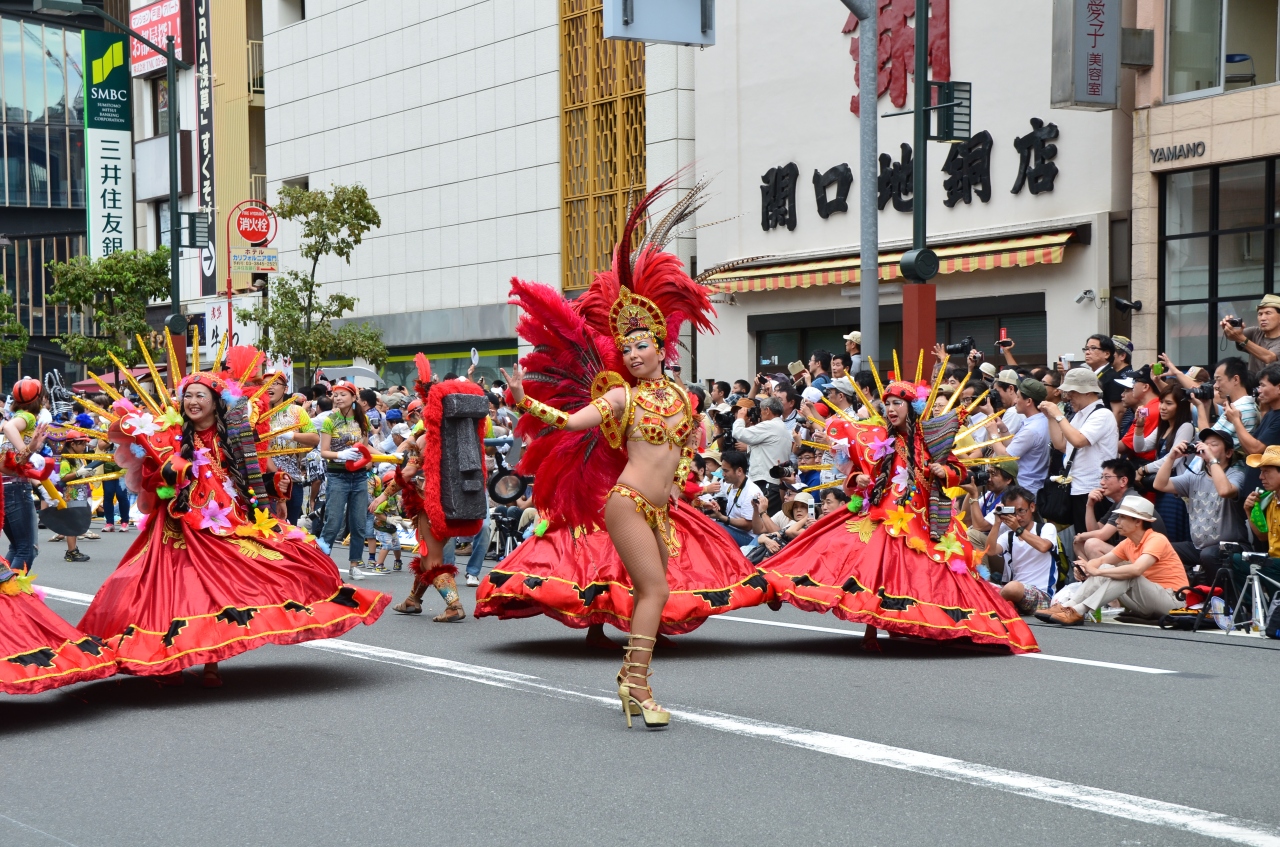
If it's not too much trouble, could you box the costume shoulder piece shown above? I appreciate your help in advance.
[590,371,631,450]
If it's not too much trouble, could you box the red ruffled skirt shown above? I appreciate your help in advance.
[765,511,1039,653]
[0,591,118,695]
[78,516,391,676]
[475,505,773,635]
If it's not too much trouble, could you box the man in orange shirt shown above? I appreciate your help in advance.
[1037,495,1188,625]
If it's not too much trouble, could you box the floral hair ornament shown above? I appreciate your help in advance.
[610,287,667,349]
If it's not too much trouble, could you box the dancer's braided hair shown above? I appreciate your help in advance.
[868,402,920,508]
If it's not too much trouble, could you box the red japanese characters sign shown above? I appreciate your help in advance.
[843,0,950,116]
[129,0,192,78]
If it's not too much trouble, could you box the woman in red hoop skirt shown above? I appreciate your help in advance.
[764,378,1039,654]
[78,371,390,687]
[475,501,771,642]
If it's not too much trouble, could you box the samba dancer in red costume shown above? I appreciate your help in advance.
[482,180,746,730]
[764,369,1039,653]
[77,345,390,687]
[0,414,118,695]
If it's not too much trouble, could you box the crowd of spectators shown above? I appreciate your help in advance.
[691,304,1280,634]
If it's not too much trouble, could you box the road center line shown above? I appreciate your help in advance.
[301,638,1276,846]
[37,585,1271,844]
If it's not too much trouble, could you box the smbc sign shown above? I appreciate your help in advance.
[84,31,132,131]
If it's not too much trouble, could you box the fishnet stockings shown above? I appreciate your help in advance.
[605,491,671,699]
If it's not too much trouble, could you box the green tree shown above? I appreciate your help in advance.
[46,248,172,383]
[0,289,29,370]
[236,183,385,386]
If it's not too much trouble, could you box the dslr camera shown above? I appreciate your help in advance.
[944,335,978,355]
[769,460,796,480]
[1188,382,1216,403]
[970,467,991,487]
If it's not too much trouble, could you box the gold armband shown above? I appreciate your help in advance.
[518,395,569,429]
[673,445,695,485]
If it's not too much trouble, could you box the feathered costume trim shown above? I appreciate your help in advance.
[508,279,629,530]
[508,176,717,528]
[418,378,488,542]
[409,557,457,587]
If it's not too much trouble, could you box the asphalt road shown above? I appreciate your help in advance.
[4,527,1280,847]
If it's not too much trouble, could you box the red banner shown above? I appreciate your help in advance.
[129,0,191,77]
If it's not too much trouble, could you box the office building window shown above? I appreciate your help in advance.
[561,0,646,291]
[0,16,84,208]
[1167,0,1280,100]
[1159,158,1280,367]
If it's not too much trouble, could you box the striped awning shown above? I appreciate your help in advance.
[705,231,1076,293]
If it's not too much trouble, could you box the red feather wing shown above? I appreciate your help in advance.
[507,278,627,529]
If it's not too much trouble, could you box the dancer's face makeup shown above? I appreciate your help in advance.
[183,384,215,429]
[884,396,909,428]
[621,334,662,379]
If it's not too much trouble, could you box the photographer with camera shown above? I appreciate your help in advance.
[960,459,1019,572]
[705,450,765,547]
[1038,496,1187,626]
[1153,428,1247,576]
[731,396,792,514]
[983,378,1050,496]
[1221,293,1280,374]
[1226,363,1280,497]
[1039,368,1120,533]
[1117,367,1161,459]
[981,486,1059,614]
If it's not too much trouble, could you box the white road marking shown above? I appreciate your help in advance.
[38,585,1275,844]
[302,638,1278,846]
[712,614,1180,674]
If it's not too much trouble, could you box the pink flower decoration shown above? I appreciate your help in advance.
[891,465,910,491]
[868,436,896,461]
[135,513,150,533]
[948,558,969,575]
[192,447,211,472]
[285,525,307,541]
[198,499,233,533]
[915,384,931,400]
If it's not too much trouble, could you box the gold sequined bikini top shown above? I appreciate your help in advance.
[591,373,693,450]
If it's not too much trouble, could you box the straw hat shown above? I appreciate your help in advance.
[1246,445,1280,469]
[1111,495,1157,522]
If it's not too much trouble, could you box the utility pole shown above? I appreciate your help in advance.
[840,0,878,371]
[35,0,194,367]
[897,0,940,379]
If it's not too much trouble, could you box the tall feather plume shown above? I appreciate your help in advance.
[507,278,627,529]
[413,353,433,404]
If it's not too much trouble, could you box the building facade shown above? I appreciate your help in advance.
[692,0,1134,379]
[126,0,268,359]
[1130,0,1280,368]
[262,0,695,386]
[0,5,103,385]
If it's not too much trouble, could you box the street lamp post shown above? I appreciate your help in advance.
[35,0,194,345]
[838,0,878,371]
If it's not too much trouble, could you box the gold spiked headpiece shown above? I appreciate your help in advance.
[610,287,666,348]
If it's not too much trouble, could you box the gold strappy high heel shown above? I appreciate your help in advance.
[617,633,670,730]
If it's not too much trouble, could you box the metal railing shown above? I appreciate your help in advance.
[250,174,267,202]
[248,41,265,94]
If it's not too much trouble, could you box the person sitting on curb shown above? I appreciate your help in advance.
[1072,458,1167,561]
[1152,428,1247,577]
[1243,445,1280,559]
[982,485,1059,615]
[1037,496,1187,626]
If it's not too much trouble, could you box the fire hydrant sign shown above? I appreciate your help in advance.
[235,206,272,244]
[230,247,279,273]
